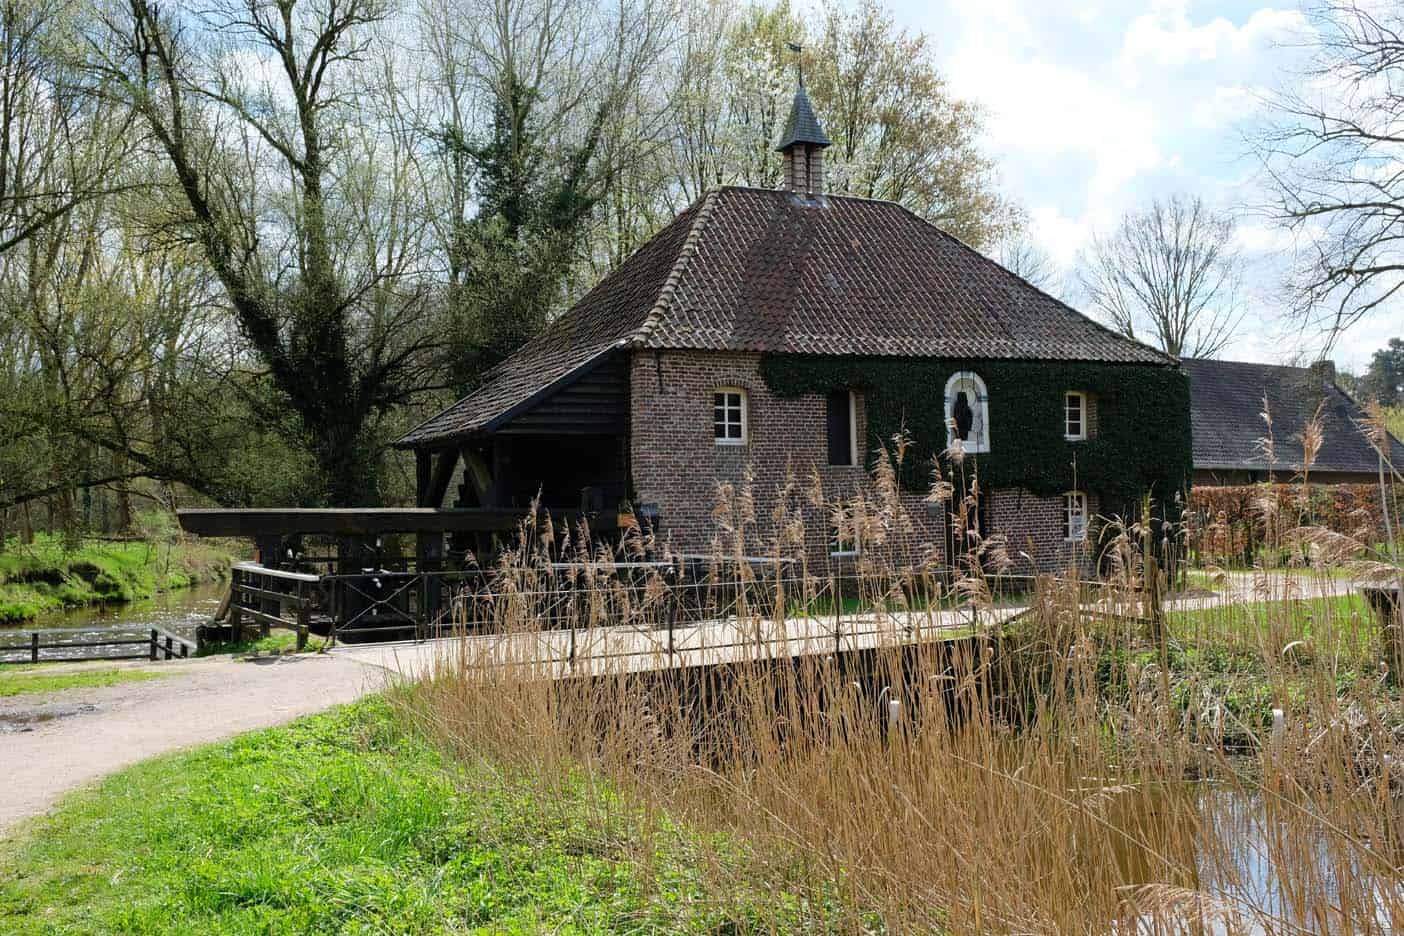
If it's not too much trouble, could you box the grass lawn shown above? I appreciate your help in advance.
[0,698,837,935]
[0,667,168,698]
[1167,592,1377,639]
[0,534,237,624]
[1114,592,1398,740]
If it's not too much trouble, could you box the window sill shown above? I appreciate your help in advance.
[1064,435,1087,443]
[714,440,747,447]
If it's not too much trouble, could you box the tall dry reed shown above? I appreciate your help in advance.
[399,432,1403,934]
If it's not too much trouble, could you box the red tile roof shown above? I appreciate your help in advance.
[400,186,1171,447]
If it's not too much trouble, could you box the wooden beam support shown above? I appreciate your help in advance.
[424,450,459,508]
[462,449,494,507]
[415,450,432,506]
[177,507,620,538]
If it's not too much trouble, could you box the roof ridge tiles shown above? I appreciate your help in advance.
[630,188,719,347]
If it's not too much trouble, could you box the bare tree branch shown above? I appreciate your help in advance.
[1076,194,1246,360]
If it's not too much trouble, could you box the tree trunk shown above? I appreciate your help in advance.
[58,488,80,551]
[117,484,133,534]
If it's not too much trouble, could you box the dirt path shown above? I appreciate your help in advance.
[0,651,407,836]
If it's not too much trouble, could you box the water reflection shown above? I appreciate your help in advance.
[1110,782,1403,934]
[0,581,225,662]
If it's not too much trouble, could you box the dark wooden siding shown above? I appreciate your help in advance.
[496,350,630,435]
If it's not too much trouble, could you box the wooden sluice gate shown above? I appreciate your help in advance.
[177,506,801,649]
[178,507,629,647]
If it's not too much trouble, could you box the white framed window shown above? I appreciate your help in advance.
[829,503,862,557]
[1065,391,1087,441]
[830,527,861,558]
[944,371,990,453]
[713,388,747,445]
[1064,491,1088,542]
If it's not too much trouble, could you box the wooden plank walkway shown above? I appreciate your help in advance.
[334,604,1027,681]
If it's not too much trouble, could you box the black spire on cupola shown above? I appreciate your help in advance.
[776,42,830,196]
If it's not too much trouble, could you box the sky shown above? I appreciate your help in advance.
[889,0,1398,373]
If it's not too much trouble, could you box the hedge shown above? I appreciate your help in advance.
[1187,483,1403,565]
[758,355,1193,517]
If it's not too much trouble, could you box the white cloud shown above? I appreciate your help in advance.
[1122,3,1304,68]
[1191,85,1255,129]
[1027,203,1092,269]
[1233,221,1295,253]
[890,0,1345,356]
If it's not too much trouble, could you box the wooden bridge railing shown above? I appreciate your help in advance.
[222,562,322,649]
[1,627,197,665]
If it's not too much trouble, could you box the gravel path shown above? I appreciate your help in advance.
[0,651,400,836]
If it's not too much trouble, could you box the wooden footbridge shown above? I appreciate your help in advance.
[179,506,625,647]
[175,507,1030,660]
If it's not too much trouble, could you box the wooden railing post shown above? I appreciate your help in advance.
[31,631,39,663]
[149,629,158,661]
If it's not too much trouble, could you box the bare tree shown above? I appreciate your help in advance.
[1077,194,1245,359]
[1254,2,1404,346]
[996,231,1061,297]
[1,0,131,256]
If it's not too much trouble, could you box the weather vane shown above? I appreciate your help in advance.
[786,41,803,87]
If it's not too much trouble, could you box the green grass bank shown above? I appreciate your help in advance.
[0,667,169,697]
[0,699,840,935]
[0,535,237,625]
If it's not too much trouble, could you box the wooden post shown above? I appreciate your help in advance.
[417,531,444,628]
[415,449,432,507]
[149,628,158,661]
[1365,587,1402,687]
[31,631,39,663]
[296,605,310,651]
[1145,554,1165,641]
[164,634,173,660]
[229,590,244,644]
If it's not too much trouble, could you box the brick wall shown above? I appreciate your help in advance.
[987,487,1097,575]
[629,349,1094,574]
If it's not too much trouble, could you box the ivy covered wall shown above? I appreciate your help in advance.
[757,355,1193,516]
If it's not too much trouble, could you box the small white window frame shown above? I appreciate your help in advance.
[943,371,990,454]
[845,390,859,467]
[1065,391,1087,441]
[1064,491,1088,543]
[713,387,748,446]
[830,509,862,558]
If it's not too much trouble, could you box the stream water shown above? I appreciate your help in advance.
[0,580,227,663]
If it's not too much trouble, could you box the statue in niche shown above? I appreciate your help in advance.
[952,390,974,441]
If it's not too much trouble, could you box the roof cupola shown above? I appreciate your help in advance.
[777,43,831,196]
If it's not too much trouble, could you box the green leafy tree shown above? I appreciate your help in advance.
[443,80,607,394]
[1361,338,1404,406]
[88,0,439,506]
